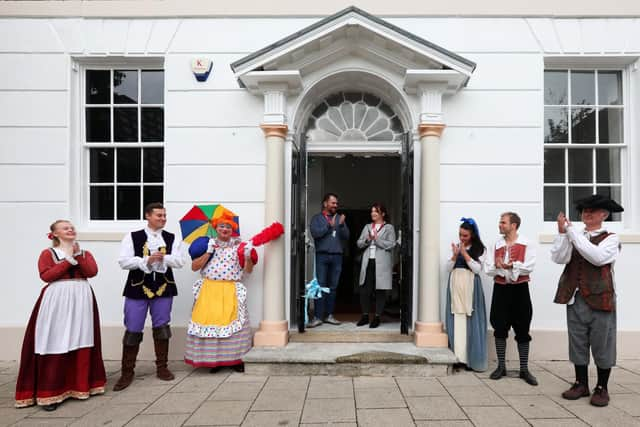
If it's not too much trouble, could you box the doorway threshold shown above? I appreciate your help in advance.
[291,321,412,343]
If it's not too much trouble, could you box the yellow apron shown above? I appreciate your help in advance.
[191,279,238,326]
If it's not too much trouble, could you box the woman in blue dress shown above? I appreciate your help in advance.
[445,218,488,372]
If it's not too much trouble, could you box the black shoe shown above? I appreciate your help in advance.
[369,316,381,328]
[519,370,538,386]
[490,366,507,380]
[232,362,245,373]
[209,366,221,374]
[42,403,59,411]
[356,315,369,327]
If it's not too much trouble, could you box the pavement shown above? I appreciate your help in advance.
[1,359,640,426]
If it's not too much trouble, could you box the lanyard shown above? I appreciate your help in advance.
[371,222,384,238]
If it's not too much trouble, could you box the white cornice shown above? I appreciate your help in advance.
[239,70,303,95]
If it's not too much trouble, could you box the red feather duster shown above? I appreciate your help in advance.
[251,222,284,246]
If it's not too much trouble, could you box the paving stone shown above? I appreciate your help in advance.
[128,369,190,387]
[185,400,251,425]
[463,406,529,427]
[12,418,75,426]
[437,373,483,387]
[225,374,268,383]
[396,377,448,397]
[29,395,111,419]
[108,384,173,404]
[619,361,640,375]
[0,406,40,427]
[561,398,640,427]
[170,374,226,393]
[209,381,264,401]
[126,413,190,427]
[251,388,306,411]
[415,422,474,427]
[142,391,209,414]
[528,420,589,427]
[307,377,353,399]
[263,375,310,390]
[353,377,397,389]
[301,398,356,423]
[504,394,575,419]
[69,403,143,426]
[444,385,506,406]
[241,410,301,426]
[406,396,467,420]
[357,408,415,427]
[355,387,406,409]
[300,424,356,427]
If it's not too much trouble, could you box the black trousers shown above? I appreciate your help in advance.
[360,261,387,316]
[490,282,532,343]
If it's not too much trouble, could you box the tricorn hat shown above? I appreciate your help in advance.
[574,194,624,213]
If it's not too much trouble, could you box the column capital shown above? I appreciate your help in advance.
[260,123,288,139]
[418,123,446,139]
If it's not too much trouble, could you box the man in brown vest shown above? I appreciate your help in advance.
[551,194,623,407]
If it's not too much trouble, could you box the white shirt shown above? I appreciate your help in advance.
[550,225,619,304]
[484,235,536,284]
[118,227,185,274]
[446,248,485,275]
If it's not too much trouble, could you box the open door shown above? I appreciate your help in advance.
[400,132,414,335]
[290,134,308,332]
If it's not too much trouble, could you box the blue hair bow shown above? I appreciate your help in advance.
[460,217,480,238]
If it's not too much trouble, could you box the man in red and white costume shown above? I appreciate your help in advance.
[485,212,537,385]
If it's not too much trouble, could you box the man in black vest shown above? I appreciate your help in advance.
[551,194,623,407]
[113,203,185,391]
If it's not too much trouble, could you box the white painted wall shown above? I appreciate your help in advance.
[1,16,640,359]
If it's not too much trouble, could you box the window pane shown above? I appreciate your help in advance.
[544,70,568,105]
[595,186,622,221]
[144,186,163,212]
[569,186,594,216]
[90,186,114,220]
[117,186,141,220]
[141,70,164,104]
[114,107,138,142]
[596,148,621,183]
[141,107,164,142]
[113,70,138,104]
[117,148,141,182]
[568,149,593,183]
[598,108,623,144]
[143,148,164,182]
[544,148,565,183]
[86,70,110,104]
[86,108,110,142]
[544,187,565,221]
[571,108,596,143]
[89,148,114,183]
[544,107,568,143]
[571,71,595,105]
[598,71,622,105]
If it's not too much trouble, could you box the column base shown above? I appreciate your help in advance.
[253,320,289,347]
[414,321,448,348]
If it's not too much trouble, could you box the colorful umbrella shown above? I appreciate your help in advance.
[179,204,240,244]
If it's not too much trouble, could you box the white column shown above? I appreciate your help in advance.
[253,88,288,347]
[414,83,448,348]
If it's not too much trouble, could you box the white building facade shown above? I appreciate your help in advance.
[1,1,640,360]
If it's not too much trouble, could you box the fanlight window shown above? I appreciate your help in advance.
[304,92,404,142]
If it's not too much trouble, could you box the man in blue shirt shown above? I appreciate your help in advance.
[308,193,350,327]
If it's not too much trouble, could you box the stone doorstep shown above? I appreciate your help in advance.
[289,330,413,343]
[243,342,456,376]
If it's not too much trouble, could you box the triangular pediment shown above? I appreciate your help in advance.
[231,6,475,89]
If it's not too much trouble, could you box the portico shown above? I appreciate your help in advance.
[232,6,475,348]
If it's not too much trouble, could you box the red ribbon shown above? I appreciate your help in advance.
[47,232,54,240]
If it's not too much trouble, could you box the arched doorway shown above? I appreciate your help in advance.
[291,78,415,335]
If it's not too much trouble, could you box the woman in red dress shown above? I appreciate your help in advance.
[15,220,106,411]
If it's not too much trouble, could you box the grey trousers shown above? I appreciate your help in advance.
[567,293,617,369]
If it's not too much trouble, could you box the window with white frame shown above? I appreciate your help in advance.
[84,68,164,220]
[543,69,624,221]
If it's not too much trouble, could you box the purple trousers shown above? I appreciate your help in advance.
[124,297,173,333]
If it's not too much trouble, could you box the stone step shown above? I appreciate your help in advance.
[243,342,457,377]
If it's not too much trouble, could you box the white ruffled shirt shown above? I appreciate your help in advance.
[118,227,185,274]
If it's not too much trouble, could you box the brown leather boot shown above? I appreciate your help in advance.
[153,338,175,380]
[113,344,140,391]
